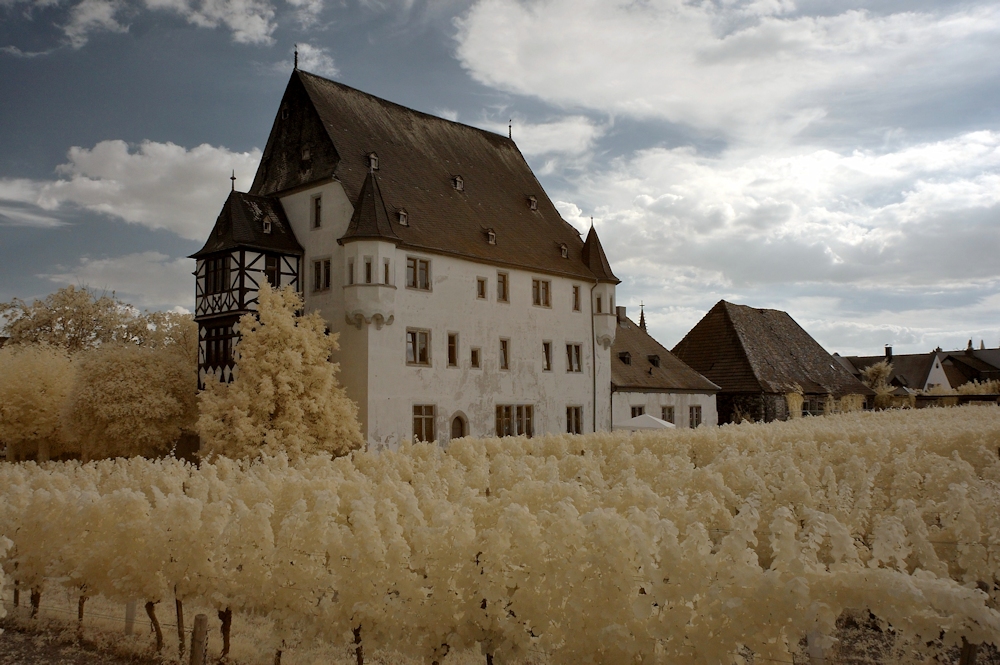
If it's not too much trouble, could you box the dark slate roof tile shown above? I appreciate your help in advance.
[612,315,719,392]
[192,191,303,259]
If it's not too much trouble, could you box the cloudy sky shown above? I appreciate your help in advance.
[2,0,999,355]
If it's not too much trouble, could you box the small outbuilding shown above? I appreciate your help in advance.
[611,307,719,429]
[671,300,874,424]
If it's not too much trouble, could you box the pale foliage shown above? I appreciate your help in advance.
[197,283,363,461]
[0,345,76,461]
[62,341,198,460]
[0,285,178,352]
[1,407,999,664]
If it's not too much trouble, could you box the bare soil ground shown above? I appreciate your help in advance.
[0,623,160,665]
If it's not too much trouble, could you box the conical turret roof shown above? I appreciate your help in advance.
[582,226,619,283]
[339,170,400,243]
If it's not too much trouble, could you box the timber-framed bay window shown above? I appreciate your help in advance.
[496,404,533,437]
[205,325,234,368]
[413,405,435,442]
[406,329,431,366]
[205,256,230,295]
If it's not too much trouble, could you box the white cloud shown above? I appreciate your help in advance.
[0,140,261,240]
[277,42,338,76]
[144,0,277,44]
[43,251,195,309]
[62,0,128,48]
[284,0,322,25]
[489,116,603,157]
[455,0,1000,143]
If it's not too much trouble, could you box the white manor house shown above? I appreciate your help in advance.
[193,68,718,448]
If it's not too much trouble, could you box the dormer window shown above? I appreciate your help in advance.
[559,243,568,259]
[528,195,538,210]
[648,355,660,367]
[619,351,631,365]
[486,228,496,245]
[263,219,272,234]
[398,209,408,226]
[453,175,464,191]
[301,146,311,161]
[368,152,379,170]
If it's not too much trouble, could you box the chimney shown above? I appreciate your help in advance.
[885,345,892,361]
[616,305,626,323]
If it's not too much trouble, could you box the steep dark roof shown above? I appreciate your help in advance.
[847,353,938,390]
[612,315,718,392]
[582,226,619,284]
[250,70,609,281]
[340,171,400,243]
[191,191,303,259]
[672,300,874,396]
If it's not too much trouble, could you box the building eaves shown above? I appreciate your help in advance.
[611,315,719,392]
[191,191,303,259]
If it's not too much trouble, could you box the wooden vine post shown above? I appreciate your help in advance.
[218,607,233,659]
[176,595,186,659]
[190,614,208,665]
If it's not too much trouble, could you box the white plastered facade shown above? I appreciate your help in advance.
[611,391,718,429]
[280,179,614,449]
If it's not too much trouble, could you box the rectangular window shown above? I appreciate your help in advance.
[542,341,552,371]
[497,272,509,303]
[566,343,582,372]
[264,255,279,287]
[477,277,487,299]
[205,326,232,367]
[595,295,602,314]
[532,279,551,307]
[323,259,331,290]
[347,260,355,286]
[572,285,581,311]
[499,338,510,370]
[312,195,322,228]
[496,405,533,437]
[384,259,391,285]
[689,405,702,429]
[471,347,481,369]
[631,406,645,418]
[407,257,430,290]
[413,405,435,442]
[205,256,230,295]
[365,258,373,284]
[406,329,430,366]
[566,406,583,434]
[661,406,675,424]
[448,333,458,367]
[313,260,323,292]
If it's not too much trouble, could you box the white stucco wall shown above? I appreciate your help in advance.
[282,180,614,449]
[611,391,718,429]
[924,356,951,391]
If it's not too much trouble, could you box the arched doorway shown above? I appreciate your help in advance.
[451,416,466,440]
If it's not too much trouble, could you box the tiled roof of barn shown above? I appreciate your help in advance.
[671,300,874,397]
[250,69,614,281]
[192,191,303,259]
[612,315,719,392]
[341,171,400,243]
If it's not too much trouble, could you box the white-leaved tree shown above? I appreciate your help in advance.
[0,345,76,461]
[196,283,363,460]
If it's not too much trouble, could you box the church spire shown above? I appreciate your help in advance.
[639,302,646,331]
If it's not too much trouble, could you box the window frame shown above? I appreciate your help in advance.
[476,277,487,300]
[496,404,533,438]
[311,195,322,229]
[204,256,230,296]
[661,406,675,424]
[572,285,581,312]
[566,406,583,434]
[532,278,551,308]
[499,338,510,370]
[413,404,435,442]
[447,333,459,368]
[264,254,280,287]
[689,405,702,429]
[406,328,431,366]
[542,341,552,372]
[497,272,509,303]
[566,343,582,373]
[470,347,481,369]
[406,256,431,291]
[312,257,332,292]
[631,405,645,418]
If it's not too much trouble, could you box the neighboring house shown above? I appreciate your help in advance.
[610,307,719,428]
[938,342,1000,388]
[843,347,951,392]
[192,68,621,449]
[671,300,874,424]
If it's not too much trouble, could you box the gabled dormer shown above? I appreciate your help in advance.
[191,190,303,384]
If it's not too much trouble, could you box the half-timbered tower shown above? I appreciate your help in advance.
[195,67,621,448]
[192,191,303,385]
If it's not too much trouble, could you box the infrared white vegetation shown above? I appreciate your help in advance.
[1,407,999,663]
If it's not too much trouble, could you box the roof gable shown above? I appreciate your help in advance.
[340,171,400,243]
[673,301,874,396]
[848,353,937,390]
[192,191,303,259]
[252,70,605,281]
[612,315,718,392]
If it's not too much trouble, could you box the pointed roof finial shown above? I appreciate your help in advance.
[508,119,512,139]
[294,45,298,70]
[590,215,594,230]
[230,170,236,191]
[639,301,646,331]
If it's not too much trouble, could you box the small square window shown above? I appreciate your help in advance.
[661,406,675,424]
[631,406,645,418]
[471,347,481,369]
[476,277,487,299]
